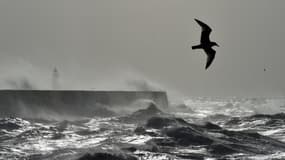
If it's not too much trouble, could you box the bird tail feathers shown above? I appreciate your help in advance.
[192,45,201,50]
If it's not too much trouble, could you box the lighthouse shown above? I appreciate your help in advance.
[52,67,60,89]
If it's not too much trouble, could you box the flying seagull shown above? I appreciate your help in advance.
[192,19,219,70]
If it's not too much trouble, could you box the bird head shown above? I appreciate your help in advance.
[211,42,219,47]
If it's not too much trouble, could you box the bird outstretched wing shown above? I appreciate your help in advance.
[205,47,216,70]
[194,19,212,44]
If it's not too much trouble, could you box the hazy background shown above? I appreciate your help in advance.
[0,0,284,97]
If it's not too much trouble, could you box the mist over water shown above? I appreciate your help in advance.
[0,60,185,103]
[0,59,283,121]
[0,60,284,117]
[0,60,161,91]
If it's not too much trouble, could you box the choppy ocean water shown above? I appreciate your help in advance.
[1,97,285,160]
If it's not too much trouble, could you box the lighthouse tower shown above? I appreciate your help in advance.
[52,67,60,89]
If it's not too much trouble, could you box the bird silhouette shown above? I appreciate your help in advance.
[192,19,219,70]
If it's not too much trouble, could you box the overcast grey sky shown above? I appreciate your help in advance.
[0,0,284,97]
